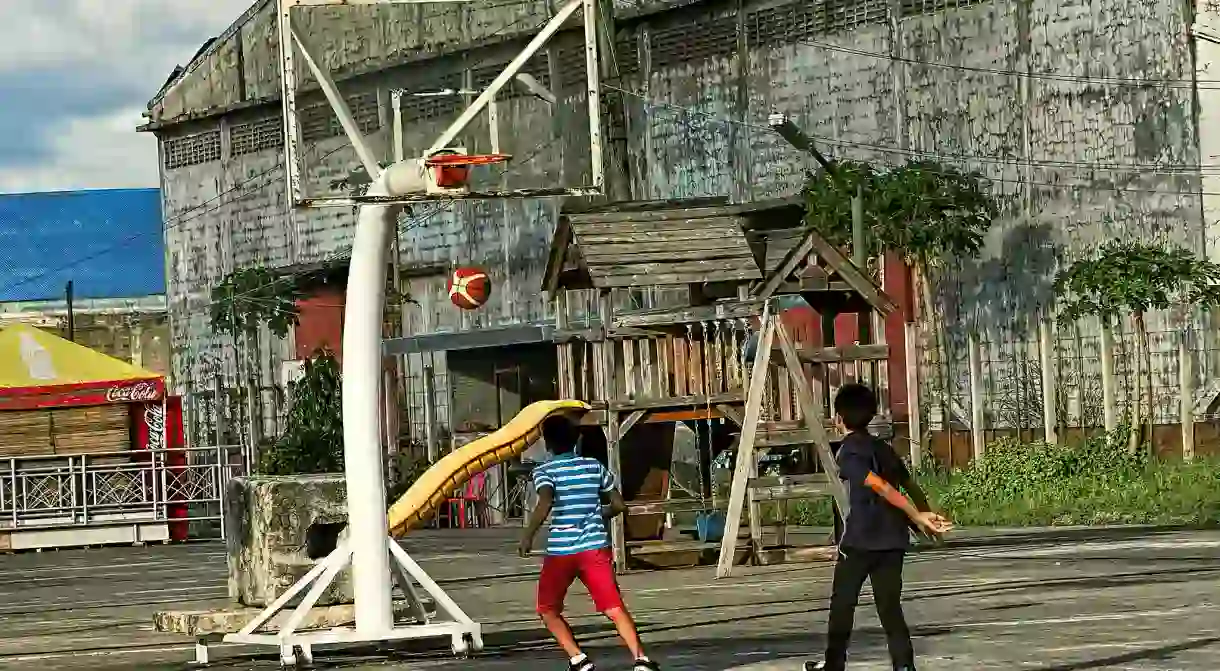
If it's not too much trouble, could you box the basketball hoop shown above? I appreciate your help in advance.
[424,153,511,189]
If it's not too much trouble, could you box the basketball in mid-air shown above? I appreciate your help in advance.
[448,266,491,309]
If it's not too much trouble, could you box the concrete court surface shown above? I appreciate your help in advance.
[0,528,1217,670]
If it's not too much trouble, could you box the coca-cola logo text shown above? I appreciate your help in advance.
[145,404,166,451]
[105,381,160,403]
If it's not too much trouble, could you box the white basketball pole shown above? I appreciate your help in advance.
[342,172,403,633]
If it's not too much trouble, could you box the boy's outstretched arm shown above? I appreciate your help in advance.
[839,447,951,535]
[519,487,553,557]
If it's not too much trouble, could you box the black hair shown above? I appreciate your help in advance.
[541,414,579,454]
[833,383,878,432]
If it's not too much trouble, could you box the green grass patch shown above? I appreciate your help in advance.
[788,430,1220,528]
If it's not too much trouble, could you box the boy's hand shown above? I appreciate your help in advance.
[517,535,534,558]
[912,511,954,535]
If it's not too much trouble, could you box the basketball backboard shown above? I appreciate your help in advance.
[276,0,605,208]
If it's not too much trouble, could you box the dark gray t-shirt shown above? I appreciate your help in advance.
[837,431,912,551]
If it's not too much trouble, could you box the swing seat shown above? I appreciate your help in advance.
[695,510,726,543]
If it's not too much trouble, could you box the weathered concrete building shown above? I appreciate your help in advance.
[141,0,1215,449]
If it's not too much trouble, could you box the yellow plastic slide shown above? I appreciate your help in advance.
[387,399,591,536]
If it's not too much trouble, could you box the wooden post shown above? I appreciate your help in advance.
[1039,318,1057,444]
[555,293,574,398]
[1100,318,1118,434]
[213,375,227,449]
[967,333,984,461]
[423,367,438,463]
[1180,330,1195,461]
[597,290,627,569]
[904,321,922,468]
[716,310,776,579]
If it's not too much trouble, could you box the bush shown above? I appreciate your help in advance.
[258,351,343,476]
[790,429,1220,528]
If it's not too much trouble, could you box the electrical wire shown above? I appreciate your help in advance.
[795,37,1220,90]
[608,83,1220,175]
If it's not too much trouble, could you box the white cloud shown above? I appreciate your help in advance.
[0,0,255,193]
[0,107,157,193]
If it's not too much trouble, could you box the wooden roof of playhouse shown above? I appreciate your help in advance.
[542,197,898,316]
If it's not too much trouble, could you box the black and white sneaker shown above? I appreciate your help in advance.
[803,662,829,671]
[633,658,660,671]
[569,655,595,671]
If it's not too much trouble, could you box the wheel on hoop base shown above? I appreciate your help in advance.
[451,632,479,658]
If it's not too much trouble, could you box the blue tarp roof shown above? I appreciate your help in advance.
[0,188,165,302]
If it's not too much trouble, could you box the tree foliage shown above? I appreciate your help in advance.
[259,350,344,475]
[210,266,302,339]
[800,159,999,268]
[1053,241,1220,321]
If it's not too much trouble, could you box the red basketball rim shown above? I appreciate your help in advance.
[424,153,512,167]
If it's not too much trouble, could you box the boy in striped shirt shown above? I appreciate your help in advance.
[518,415,659,671]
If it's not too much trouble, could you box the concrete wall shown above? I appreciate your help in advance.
[149,0,1206,436]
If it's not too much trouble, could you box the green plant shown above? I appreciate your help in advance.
[802,159,1000,444]
[259,349,344,476]
[790,431,1220,528]
[210,266,301,339]
[211,266,303,450]
[1054,242,1220,449]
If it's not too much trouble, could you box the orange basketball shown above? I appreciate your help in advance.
[448,266,491,310]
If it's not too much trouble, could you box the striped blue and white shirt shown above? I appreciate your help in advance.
[532,453,617,555]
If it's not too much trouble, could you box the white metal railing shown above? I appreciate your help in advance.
[0,445,246,539]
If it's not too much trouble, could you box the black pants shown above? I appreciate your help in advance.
[823,548,913,670]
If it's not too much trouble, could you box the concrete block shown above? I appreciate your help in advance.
[154,598,434,637]
[224,475,353,608]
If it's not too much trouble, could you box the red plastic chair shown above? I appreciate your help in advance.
[445,471,489,529]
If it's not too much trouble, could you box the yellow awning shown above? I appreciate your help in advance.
[0,323,160,389]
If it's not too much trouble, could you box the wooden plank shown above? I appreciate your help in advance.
[749,482,834,502]
[609,391,744,412]
[626,498,719,516]
[775,322,850,519]
[615,300,764,328]
[786,343,890,363]
[717,404,744,427]
[589,259,761,277]
[749,473,831,488]
[594,268,762,288]
[805,234,898,315]
[571,216,746,235]
[576,230,743,245]
[583,248,755,264]
[642,408,723,423]
[757,230,815,299]
[580,238,742,256]
[543,218,573,295]
[716,311,777,579]
[566,205,753,224]
[618,410,646,439]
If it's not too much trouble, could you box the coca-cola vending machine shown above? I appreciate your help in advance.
[123,384,188,541]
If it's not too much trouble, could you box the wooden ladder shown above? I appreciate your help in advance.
[714,302,851,578]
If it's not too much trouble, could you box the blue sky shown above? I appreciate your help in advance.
[0,0,253,193]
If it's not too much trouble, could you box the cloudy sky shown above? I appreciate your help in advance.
[0,0,254,194]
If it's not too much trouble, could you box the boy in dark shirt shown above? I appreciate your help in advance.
[807,384,953,671]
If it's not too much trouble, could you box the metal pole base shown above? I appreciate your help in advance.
[212,537,483,667]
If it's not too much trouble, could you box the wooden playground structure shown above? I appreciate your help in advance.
[542,197,898,575]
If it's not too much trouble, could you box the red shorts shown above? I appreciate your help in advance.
[536,547,623,614]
